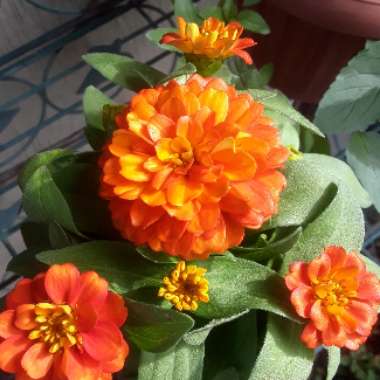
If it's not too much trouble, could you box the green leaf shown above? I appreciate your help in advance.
[203,311,259,380]
[7,248,48,277]
[237,10,270,35]
[138,340,204,380]
[270,154,370,229]
[279,121,300,149]
[221,0,238,21]
[193,255,298,321]
[158,63,197,84]
[146,27,178,51]
[279,182,364,275]
[231,60,273,90]
[361,254,380,278]
[249,315,314,380]
[48,223,82,249]
[123,298,194,353]
[136,246,179,264]
[22,165,83,237]
[326,347,341,380]
[249,89,324,137]
[18,149,71,191]
[315,40,380,133]
[183,310,249,346]
[174,0,202,23]
[232,226,302,262]
[20,221,50,249]
[83,53,166,92]
[347,131,380,210]
[243,0,262,5]
[37,241,172,293]
[83,86,114,150]
[199,6,224,20]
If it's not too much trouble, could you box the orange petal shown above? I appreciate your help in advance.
[285,262,310,291]
[74,272,108,309]
[141,187,166,206]
[14,304,37,331]
[198,88,228,124]
[357,273,380,303]
[82,322,122,362]
[0,335,31,373]
[212,149,256,181]
[99,292,128,327]
[6,279,33,309]
[321,316,347,347]
[45,264,80,305]
[0,310,19,339]
[21,343,54,379]
[62,348,100,380]
[119,154,150,182]
[346,300,378,336]
[301,322,320,349]
[101,338,129,373]
[290,286,314,318]
[307,254,331,284]
[310,300,329,331]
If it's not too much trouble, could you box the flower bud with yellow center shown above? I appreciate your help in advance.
[28,303,81,354]
[158,261,209,311]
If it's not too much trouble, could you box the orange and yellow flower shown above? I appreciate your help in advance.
[99,74,289,260]
[160,16,256,64]
[0,264,129,380]
[285,246,380,350]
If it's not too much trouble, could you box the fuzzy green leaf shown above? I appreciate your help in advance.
[326,347,341,380]
[83,86,113,150]
[249,315,314,380]
[123,298,194,353]
[315,40,380,133]
[270,154,370,229]
[347,131,380,210]
[18,149,72,191]
[232,226,302,262]
[250,89,324,137]
[146,27,178,51]
[138,340,205,380]
[37,241,171,293]
[136,246,179,264]
[237,10,270,35]
[221,0,238,21]
[174,0,202,23]
[193,256,298,321]
[83,53,166,92]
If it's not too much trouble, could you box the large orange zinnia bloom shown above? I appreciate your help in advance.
[160,16,256,64]
[0,264,129,380]
[285,246,380,350]
[99,74,289,260]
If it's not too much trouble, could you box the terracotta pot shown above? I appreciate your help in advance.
[249,1,379,104]
[271,0,380,39]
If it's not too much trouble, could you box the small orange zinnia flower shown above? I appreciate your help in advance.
[160,16,256,64]
[285,246,380,350]
[0,264,129,380]
[99,74,288,260]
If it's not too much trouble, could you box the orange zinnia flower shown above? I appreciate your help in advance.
[0,264,129,380]
[285,246,380,350]
[160,16,256,64]
[99,74,289,260]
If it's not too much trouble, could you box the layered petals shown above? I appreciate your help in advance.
[160,17,256,64]
[99,74,288,259]
[285,246,380,350]
[0,264,129,380]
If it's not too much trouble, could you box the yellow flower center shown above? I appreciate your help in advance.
[156,136,193,167]
[28,303,81,354]
[314,280,358,313]
[158,261,209,311]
